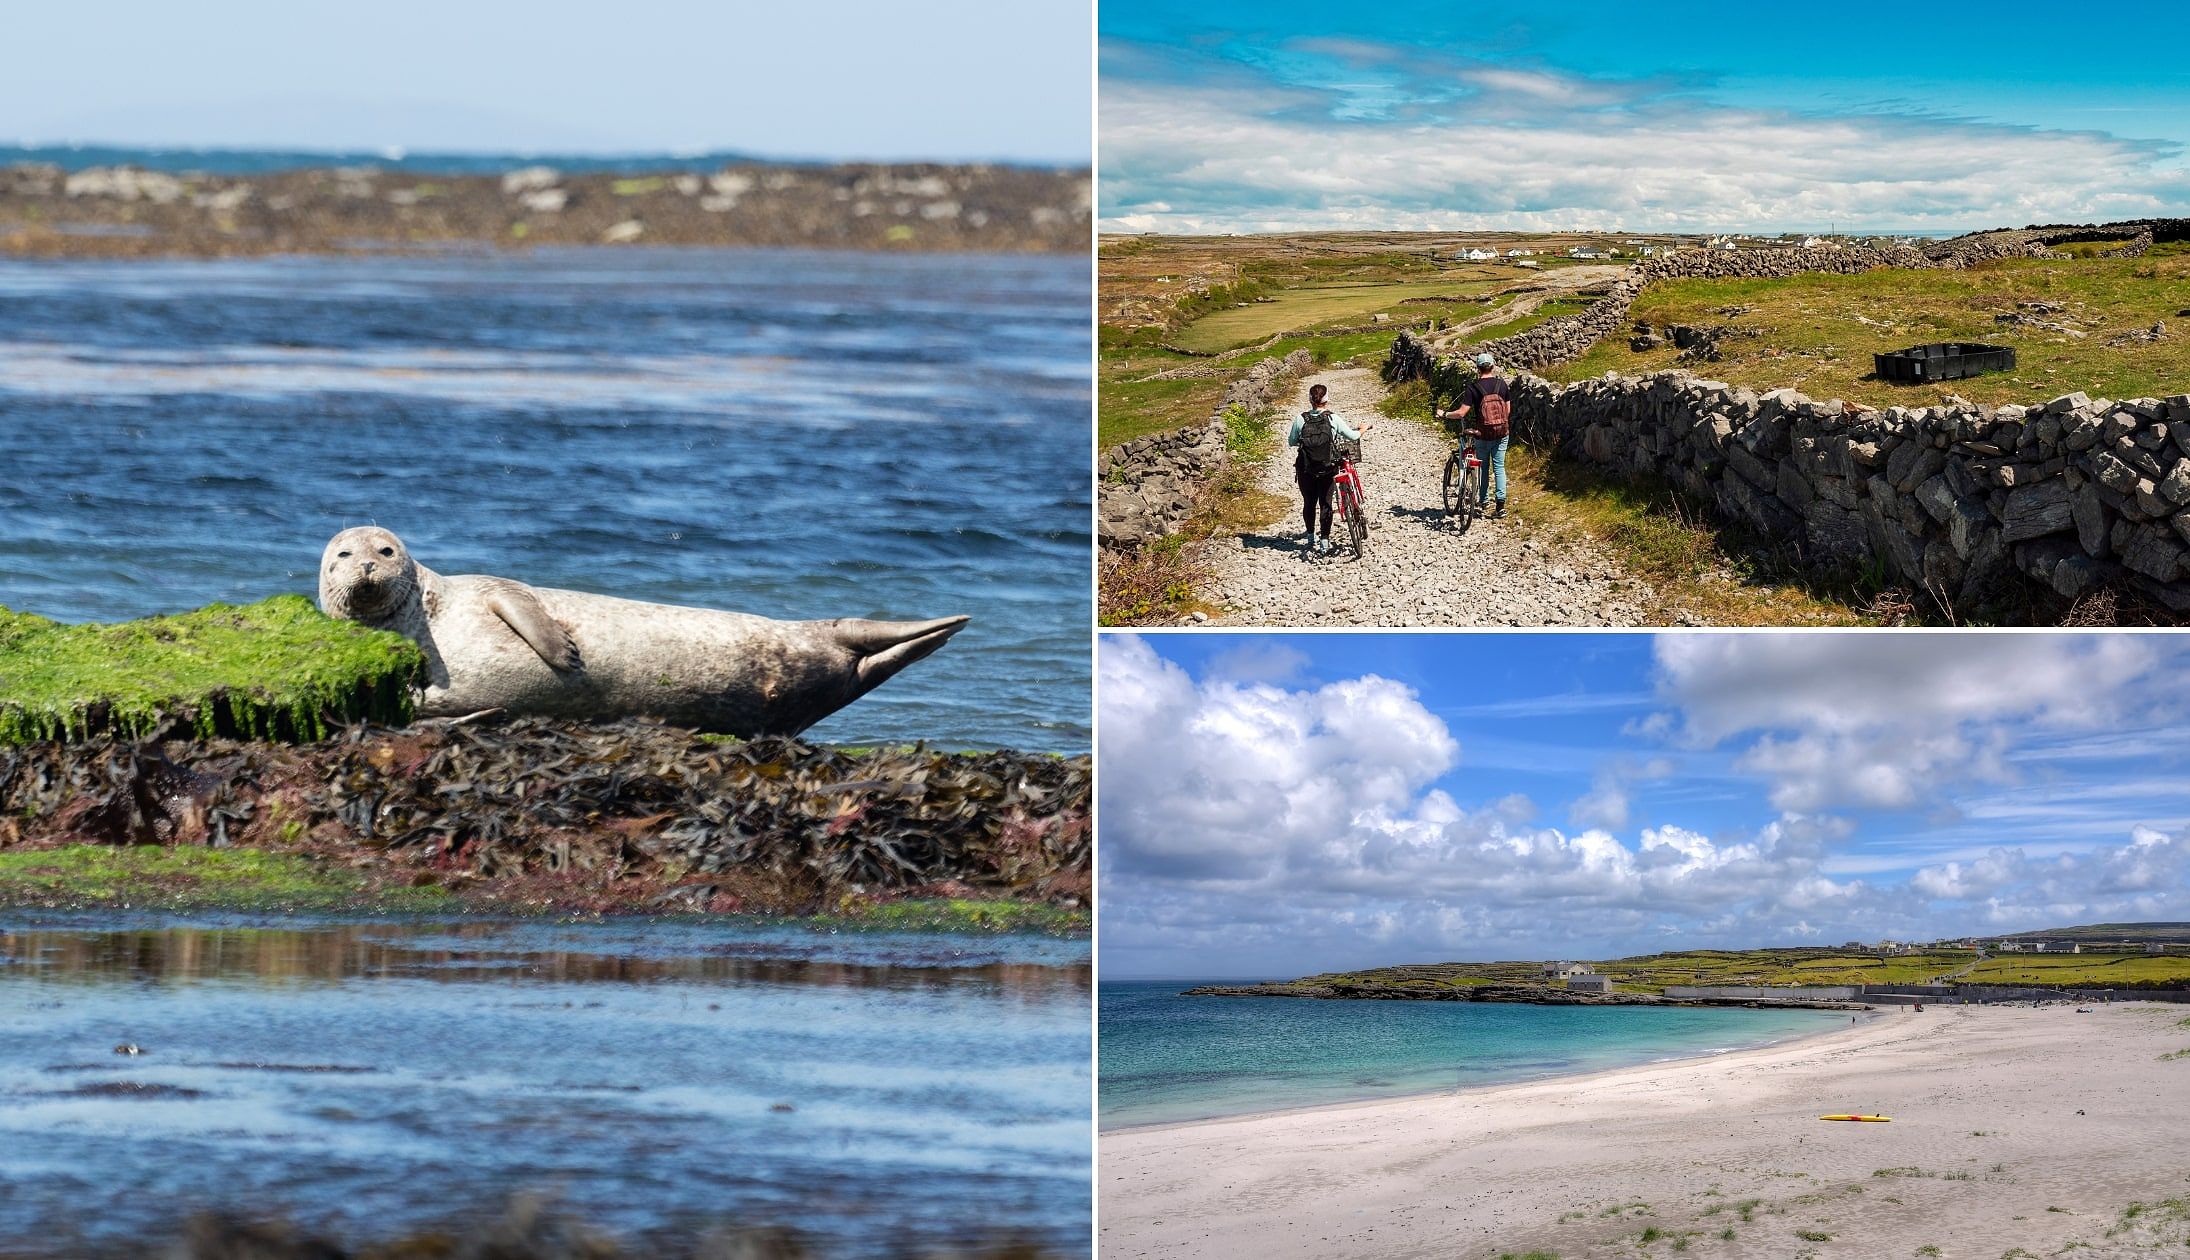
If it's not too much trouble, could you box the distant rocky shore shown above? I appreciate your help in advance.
[1183,981,1867,1010]
[0,159,1090,257]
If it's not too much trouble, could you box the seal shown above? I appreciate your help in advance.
[316,526,968,737]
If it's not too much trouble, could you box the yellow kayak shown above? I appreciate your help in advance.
[1819,1114,1891,1122]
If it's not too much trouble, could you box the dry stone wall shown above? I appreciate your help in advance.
[1508,370,2190,611]
[1097,349,1313,549]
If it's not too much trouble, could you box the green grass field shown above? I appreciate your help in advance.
[1552,247,2190,406]
[1277,945,2190,995]
[1099,328,1403,451]
[1169,276,1503,354]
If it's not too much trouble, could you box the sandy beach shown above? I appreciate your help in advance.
[1100,1003,2190,1259]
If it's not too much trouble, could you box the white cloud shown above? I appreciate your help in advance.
[1100,635,2190,979]
[1648,634,2165,815]
[1099,46,2190,234]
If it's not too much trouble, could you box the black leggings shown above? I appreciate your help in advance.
[1297,461,1336,537]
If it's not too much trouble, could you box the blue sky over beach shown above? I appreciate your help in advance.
[3,0,1091,163]
[1101,0,2190,233]
[1101,633,2190,979]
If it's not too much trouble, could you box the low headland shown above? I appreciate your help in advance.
[1186,932,2190,1007]
[0,597,1089,930]
[0,157,1091,258]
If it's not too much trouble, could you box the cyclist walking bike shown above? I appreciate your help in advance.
[1434,353,1513,530]
[1288,383,1372,557]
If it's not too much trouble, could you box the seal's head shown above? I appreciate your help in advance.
[320,526,420,622]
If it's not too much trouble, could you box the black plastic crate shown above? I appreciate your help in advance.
[1873,342,2017,384]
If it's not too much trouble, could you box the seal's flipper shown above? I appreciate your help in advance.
[484,582,583,673]
[836,615,970,691]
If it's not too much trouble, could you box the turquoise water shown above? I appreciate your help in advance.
[1099,981,1847,1130]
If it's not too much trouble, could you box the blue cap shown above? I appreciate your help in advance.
[1474,353,1495,368]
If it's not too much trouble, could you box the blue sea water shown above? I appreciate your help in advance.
[0,914,1091,1256]
[0,246,1089,751]
[1099,980,1848,1130]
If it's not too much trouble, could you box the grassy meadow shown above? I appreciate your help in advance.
[1554,245,2190,406]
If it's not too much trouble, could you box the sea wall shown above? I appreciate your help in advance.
[1664,984,1862,1001]
[1097,348,1312,549]
[1506,370,2190,610]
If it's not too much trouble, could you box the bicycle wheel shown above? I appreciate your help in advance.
[1343,484,1367,558]
[1442,452,1463,516]
[1460,461,1485,531]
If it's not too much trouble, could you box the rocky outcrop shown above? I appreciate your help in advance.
[1097,349,1313,549]
[0,160,1091,257]
[1507,372,2190,612]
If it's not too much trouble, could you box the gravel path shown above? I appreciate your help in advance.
[1202,368,1659,627]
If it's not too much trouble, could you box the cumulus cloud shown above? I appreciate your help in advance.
[1103,637,1889,974]
[1101,635,2190,979]
[1645,634,2166,814]
[1098,37,2190,234]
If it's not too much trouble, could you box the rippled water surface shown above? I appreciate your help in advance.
[0,915,1091,1255]
[0,248,1088,751]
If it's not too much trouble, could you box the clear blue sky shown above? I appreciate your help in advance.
[1100,0,2190,233]
[1101,633,2190,980]
[4,1,1091,162]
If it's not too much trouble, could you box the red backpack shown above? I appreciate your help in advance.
[1476,387,1511,440]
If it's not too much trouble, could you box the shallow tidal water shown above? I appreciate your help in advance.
[0,247,1089,752]
[0,915,1092,1255]
[1099,980,1847,1129]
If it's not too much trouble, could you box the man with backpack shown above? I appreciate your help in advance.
[1287,382,1368,554]
[1434,353,1512,518]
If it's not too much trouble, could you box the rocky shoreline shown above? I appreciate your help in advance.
[1183,982,1867,1011]
[0,159,1090,258]
[0,716,1090,918]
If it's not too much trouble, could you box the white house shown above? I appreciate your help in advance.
[1458,247,1497,261]
[1544,961,1593,980]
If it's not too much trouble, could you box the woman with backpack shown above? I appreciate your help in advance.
[1434,353,1512,519]
[1287,382,1368,555]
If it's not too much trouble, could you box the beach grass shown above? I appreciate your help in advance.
[0,595,422,744]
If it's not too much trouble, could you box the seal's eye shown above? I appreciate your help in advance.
[378,547,394,557]
[337,551,351,558]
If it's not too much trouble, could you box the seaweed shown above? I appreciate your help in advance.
[0,717,1091,912]
[0,596,422,744]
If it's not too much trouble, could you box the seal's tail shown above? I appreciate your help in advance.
[841,615,971,692]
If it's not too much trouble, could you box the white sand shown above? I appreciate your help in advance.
[1100,1003,2190,1259]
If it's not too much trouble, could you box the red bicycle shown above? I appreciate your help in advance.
[1331,437,1368,559]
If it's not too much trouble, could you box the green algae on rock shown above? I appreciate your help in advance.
[0,595,422,744]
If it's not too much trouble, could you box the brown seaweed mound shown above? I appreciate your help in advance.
[0,718,1089,913]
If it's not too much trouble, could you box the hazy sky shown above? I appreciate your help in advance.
[4,1,1091,162]
[1101,633,2190,980]
[1101,0,2190,232]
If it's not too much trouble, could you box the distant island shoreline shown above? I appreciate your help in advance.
[0,157,1091,259]
[1186,925,2190,1009]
